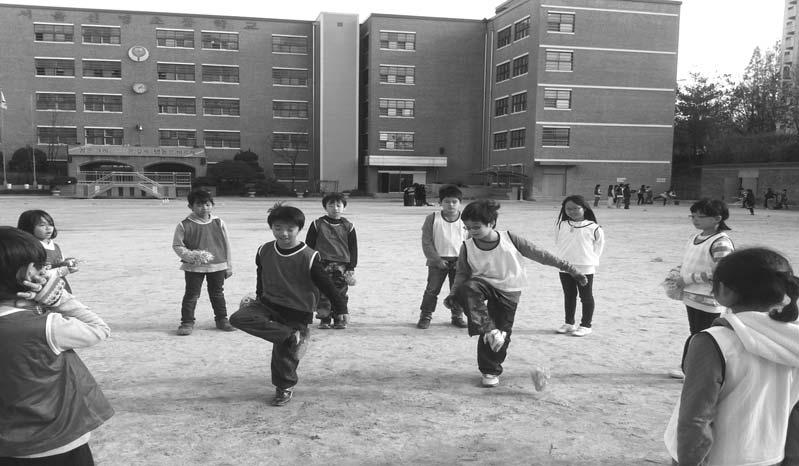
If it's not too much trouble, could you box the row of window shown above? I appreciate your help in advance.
[492,128,527,149]
[494,92,528,116]
[497,17,530,48]
[491,127,570,150]
[379,31,415,51]
[496,54,529,83]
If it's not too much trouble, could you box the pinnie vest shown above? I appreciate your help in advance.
[464,231,527,292]
[259,242,320,313]
[180,216,228,266]
[312,218,353,263]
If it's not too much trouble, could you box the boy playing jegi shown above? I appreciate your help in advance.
[417,184,469,329]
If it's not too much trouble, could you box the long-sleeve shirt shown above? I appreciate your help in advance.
[305,216,358,270]
[421,211,468,266]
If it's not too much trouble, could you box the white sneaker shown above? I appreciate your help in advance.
[668,368,685,380]
[556,323,577,334]
[481,373,499,387]
[572,326,592,337]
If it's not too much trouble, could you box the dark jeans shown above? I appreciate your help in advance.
[452,278,518,376]
[0,443,93,466]
[180,270,228,324]
[419,258,458,314]
[686,306,719,335]
[316,262,349,321]
[230,299,308,390]
[559,273,595,328]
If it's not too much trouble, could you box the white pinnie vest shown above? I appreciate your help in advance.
[681,232,729,313]
[432,212,468,258]
[554,220,603,275]
[465,231,526,292]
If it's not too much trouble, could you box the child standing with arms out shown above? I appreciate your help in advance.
[664,248,799,466]
[305,193,357,330]
[17,210,79,292]
[0,227,113,464]
[444,200,586,388]
[416,184,469,329]
[553,195,605,337]
[231,203,347,406]
[172,188,234,336]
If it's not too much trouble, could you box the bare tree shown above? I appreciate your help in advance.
[267,134,309,192]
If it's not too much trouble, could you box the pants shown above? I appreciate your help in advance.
[419,258,458,314]
[686,306,719,335]
[0,443,94,466]
[637,195,644,205]
[452,278,518,376]
[180,270,228,324]
[559,273,595,328]
[593,195,600,207]
[315,262,349,321]
[230,299,309,390]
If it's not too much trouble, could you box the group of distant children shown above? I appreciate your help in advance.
[1,184,798,465]
[594,183,667,210]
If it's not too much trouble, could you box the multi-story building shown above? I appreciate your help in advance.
[783,0,798,83]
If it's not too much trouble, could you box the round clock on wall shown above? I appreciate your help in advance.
[132,83,148,94]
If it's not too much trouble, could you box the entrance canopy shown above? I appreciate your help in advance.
[67,145,206,178]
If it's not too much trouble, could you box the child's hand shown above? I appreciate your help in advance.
[435,260,449,270]
[225,269,233,279]
[18,269,66,306]
[443,295,456,310]
[575,273,588,286]
[62,258,79,273]
[344,270,356,286]
[483,329,507,352]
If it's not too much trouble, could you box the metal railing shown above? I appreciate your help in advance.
[76,171,193,199]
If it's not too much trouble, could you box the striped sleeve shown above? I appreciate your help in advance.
[690,236,734,284]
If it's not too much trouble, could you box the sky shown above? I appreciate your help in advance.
[13,0,785,81]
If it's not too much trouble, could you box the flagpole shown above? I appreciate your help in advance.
[1,89,6,187]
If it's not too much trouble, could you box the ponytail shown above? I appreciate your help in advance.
[770,273,799,322]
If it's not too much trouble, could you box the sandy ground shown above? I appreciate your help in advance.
[2,195,797,465]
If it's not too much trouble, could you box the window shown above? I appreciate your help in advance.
[159,130,197,147]
[272,35,308,54]
[379,31,415,51]
[510,129,526,148]
[379,65,415,84]
[493,132,508,150]
[204,98,240,116]
[37,126,77,145]
[511,92,527,113]
[379,131,414,150]
[82,60,121,78]
[85,128,123,145]
[545,50,573,71]
[542,127,570,146]
[158,63,195,81]
[36,93,76,111]
[202,65,239,83]
[272,68,308,86]
[495,97,509,116]
[157,97,196,114]
[35,58,74,77]
[496,62,510,82]
[512,55,528,77]
[34,23,73,42]
[84,94,122,112]
[544,88,572,109]
[272,132,310,151]
[273,163,310,181]
[497,26,511,48]
[204,131,240,148]
[156,29,195,48]
[82,26,121,44]
[273,101,309,119]
[547,12,575,33]
[514,17,530,40]
[202,31,238,50]
[378,98,414,117]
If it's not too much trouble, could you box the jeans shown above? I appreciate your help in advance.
[0,443,94,466]
[686,306,719,335]
[419,258,458,314]
[452,278,518,376]
[559,273,595,328]
[316,262,349,321]
[180,270,228,324]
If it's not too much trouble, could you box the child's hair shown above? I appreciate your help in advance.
[0,227,47,296]
[267,202,305,229]
[461,199,500,228]
[187,188,214,206]
[713,248,799,322]
[322,192,347,208]
[438,184,463,202]
[690,198,731,231]
[556,195,597,225]
[17,210,58,239]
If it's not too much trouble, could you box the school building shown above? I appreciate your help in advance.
[0,0,680,199]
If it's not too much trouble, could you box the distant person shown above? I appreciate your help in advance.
[593,184,602,207]
[764,187,776,209]
[17,209,79,293]
[403,185,415,207]
[415,183,429,206]
[622,184,631,209]
[645,186,654,204]
[776,188,790,210]
[637,184,646,205]
[659,187,677,206]
[614,185,623,208]
[606,184,614,208]
[742,189,755,215]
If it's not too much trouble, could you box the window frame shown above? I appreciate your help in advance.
[157,62,196,82]
[158,129,197,147]
[514,17,530,41]
[379,30,416,51]
[494,96,509,117]
[511,92,527,113]
[272,67,309,87]
[272,132,310,151]
[497,26,512,49]
[203,130,241,149]
[83,93,123,113]
[201,31,239,51]
[33,23,74,43]
[157,95,197,115]
[272,100,309,119]
[379,64,415,85]
[509,128,526,149]
[272,34,308,54]
[34,57,75,78]
[378,98,415,118]
[493,131,508,150]
[542,126,571,147]
[82,59,122,79]
[35,92,76,111]
[84,127,123,145]
[81,25,121,45]
[547,11,576,33]
[203,98,240,117]
[496,61,511,83]
[37,126,78,145]
[543,88,572,110]
[201,64,240,84]
[156,28,195,49]
[378,131,415,151]
[545,50,574,72]
[512,54,529,77]
[273,162,310,183]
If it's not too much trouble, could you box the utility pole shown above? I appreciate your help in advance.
[30,144,37,187]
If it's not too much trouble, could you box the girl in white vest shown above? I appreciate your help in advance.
[664,247,799,466]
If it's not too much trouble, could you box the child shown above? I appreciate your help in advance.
[553,195,605,337]
[230,203,348,406]
[444,200,587,388]
[0,226,113,463]
[305,192,357,330]
[743,188,756,215]
[664,248,799,465]
[417,184,470,329]
[172,188,234,335]
[17,210,79,292]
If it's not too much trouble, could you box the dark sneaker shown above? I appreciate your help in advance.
[290,329,310,360]
[272,388,293,406]
[318,319,332,329]
[417,312,432,329]
[451,313,468,328]
[176,323,194,336]
[333,314,348,329]
[215,318,235,331]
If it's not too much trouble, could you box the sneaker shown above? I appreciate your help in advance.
[556,323,577,334]
[290,329,310,360]
[318,320,332,329]
[481,373,500,388]
[572,326,593,337]
[531,367,551,391]
[176,323,194,336]
[668,368,685,380]
[215,318,235,331]
[272,388,293,406]
[417,312,432,329]
[451,313,468,328]
[333,314,349,329]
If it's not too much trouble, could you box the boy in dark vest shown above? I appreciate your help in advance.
[305,192,357,329]
[230,203,348,406]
